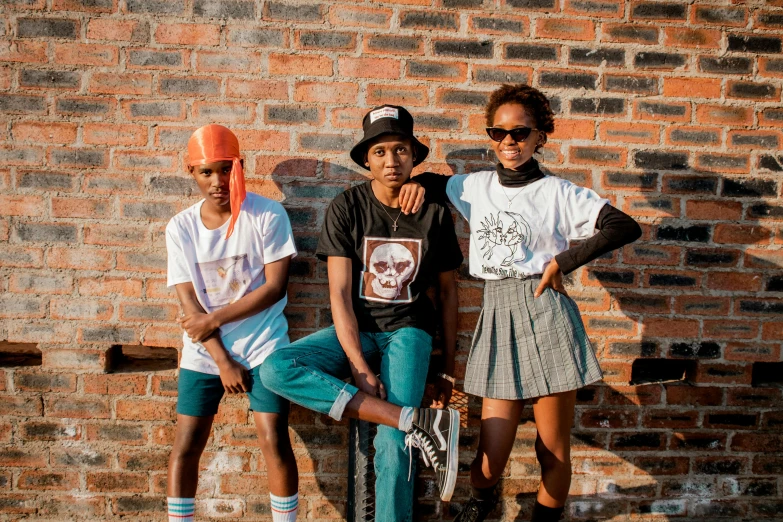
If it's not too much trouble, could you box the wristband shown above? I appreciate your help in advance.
[437,372,456,384]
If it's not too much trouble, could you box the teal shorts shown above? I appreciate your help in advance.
[176,365,289,417]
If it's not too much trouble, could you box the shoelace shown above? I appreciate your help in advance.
[404,431,439,480]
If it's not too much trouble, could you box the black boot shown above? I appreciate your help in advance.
[453,485,498,522]
[531,501,564,522]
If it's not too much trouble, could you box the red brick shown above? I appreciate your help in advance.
[43,349,111,370]
[192,101,255,124]
[725,341,779,361]
[83,374,147,395]
[762,321,783,340]
[643,318,699,338]
[54,42,118,65]
[329,6,392,28]
[633,456,689,475]
[603,385,663,405]
[706,272,762,292]
[18,471,79,491]
[760,57,783,78]
[0,41,47,63]
[696,104,753,125]
[674,295,730,316]
[295,82,359,103]
[116,399,175,421]
[90,72,152,95]
[664,27,721,49]
[87,472,148,493]
[83,123,148,146]
[154,23,220,46]
[0,195,45,217]
[551,119,596,141]
[52,198,112,219]
[745,248,783,268]
[624,196,680,218]
[46,397,110,419]
[51,298,113,320]
[78,278,142,298]
[47,247,113,271]
[13,122,77,144]
[87,18,144,41]
[695,363,752,385]
[714,224,772,245]
[598,121,659,144]
[269,54,333,77]
[0,396,43,417]
[226,79,288,100]
[536,18,595,41]
[195,50,262,73]
[663,77,721,98]
[366,84,428,107]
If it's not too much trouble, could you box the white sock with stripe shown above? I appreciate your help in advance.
[270,492,298,521]
[167,497,195,521]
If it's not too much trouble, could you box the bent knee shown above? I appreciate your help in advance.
[535,441,570,470]
[258,356,290,390]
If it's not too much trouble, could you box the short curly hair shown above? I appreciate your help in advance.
[485,84,555,152]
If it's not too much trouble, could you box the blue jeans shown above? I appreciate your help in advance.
[260,326,433,522]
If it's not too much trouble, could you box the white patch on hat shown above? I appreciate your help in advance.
[370,107,399,123]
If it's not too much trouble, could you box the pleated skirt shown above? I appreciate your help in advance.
[463,277,603,400]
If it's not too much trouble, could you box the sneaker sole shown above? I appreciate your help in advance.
[440,409,460,502]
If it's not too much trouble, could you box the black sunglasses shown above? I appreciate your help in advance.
[486,127,537,143]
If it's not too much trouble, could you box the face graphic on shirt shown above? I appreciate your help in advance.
[477,211,532,267]
[360,237,421,303]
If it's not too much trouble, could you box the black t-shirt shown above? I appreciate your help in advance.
[316,181,463,335]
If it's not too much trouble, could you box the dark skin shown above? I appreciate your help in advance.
[471,103,576,508]
[167,159,298,498]
[329,135,457,425]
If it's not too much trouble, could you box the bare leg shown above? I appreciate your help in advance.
[531,390,576,507]
[253,411,298,497]
[470,397,526,489]
[343,391,404,427]
[167,414,214,497]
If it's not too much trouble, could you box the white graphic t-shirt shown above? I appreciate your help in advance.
[166,192,297,375]
[446,171,609,280]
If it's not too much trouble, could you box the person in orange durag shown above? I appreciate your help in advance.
[165,124,300,522]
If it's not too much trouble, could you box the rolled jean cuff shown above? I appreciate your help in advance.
[328,383,358,421]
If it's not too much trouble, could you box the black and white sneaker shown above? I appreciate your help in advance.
[404,407,460,501]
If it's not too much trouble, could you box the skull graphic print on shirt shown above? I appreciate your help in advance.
[360,237,422,303]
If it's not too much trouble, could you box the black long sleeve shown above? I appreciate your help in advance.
[412,172,450,204]
[554,205,642,275]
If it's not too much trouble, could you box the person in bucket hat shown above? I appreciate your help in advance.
[165,124,301,522]
[261,105,464,519]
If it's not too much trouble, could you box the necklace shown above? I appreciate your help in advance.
[500,184,523,209]
[379,204,403,232]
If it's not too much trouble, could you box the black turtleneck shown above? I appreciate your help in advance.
[496,157,545,187]
[412,166,641,275]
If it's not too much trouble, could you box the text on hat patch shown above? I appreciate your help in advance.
[370,107,399,123]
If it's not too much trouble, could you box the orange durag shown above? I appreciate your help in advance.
[187,124,246,240]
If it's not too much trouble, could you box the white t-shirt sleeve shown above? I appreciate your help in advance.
[558,182,610,241]
[445,174,471,220]
[261,202,297,264]
[165,221,192,287]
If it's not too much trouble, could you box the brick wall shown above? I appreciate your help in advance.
[1,0,782,520]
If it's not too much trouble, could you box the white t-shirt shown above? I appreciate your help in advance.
[166,192,297,375]
[446,171,609,280]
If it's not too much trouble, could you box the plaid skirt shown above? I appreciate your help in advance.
[463,277,603,400]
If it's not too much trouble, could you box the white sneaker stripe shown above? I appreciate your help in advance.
[433,409,447,451]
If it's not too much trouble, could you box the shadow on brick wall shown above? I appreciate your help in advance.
[392,150,783,521]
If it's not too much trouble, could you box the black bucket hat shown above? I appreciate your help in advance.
[349,105,429,170]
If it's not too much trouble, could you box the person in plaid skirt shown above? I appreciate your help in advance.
[414,84,642,522]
